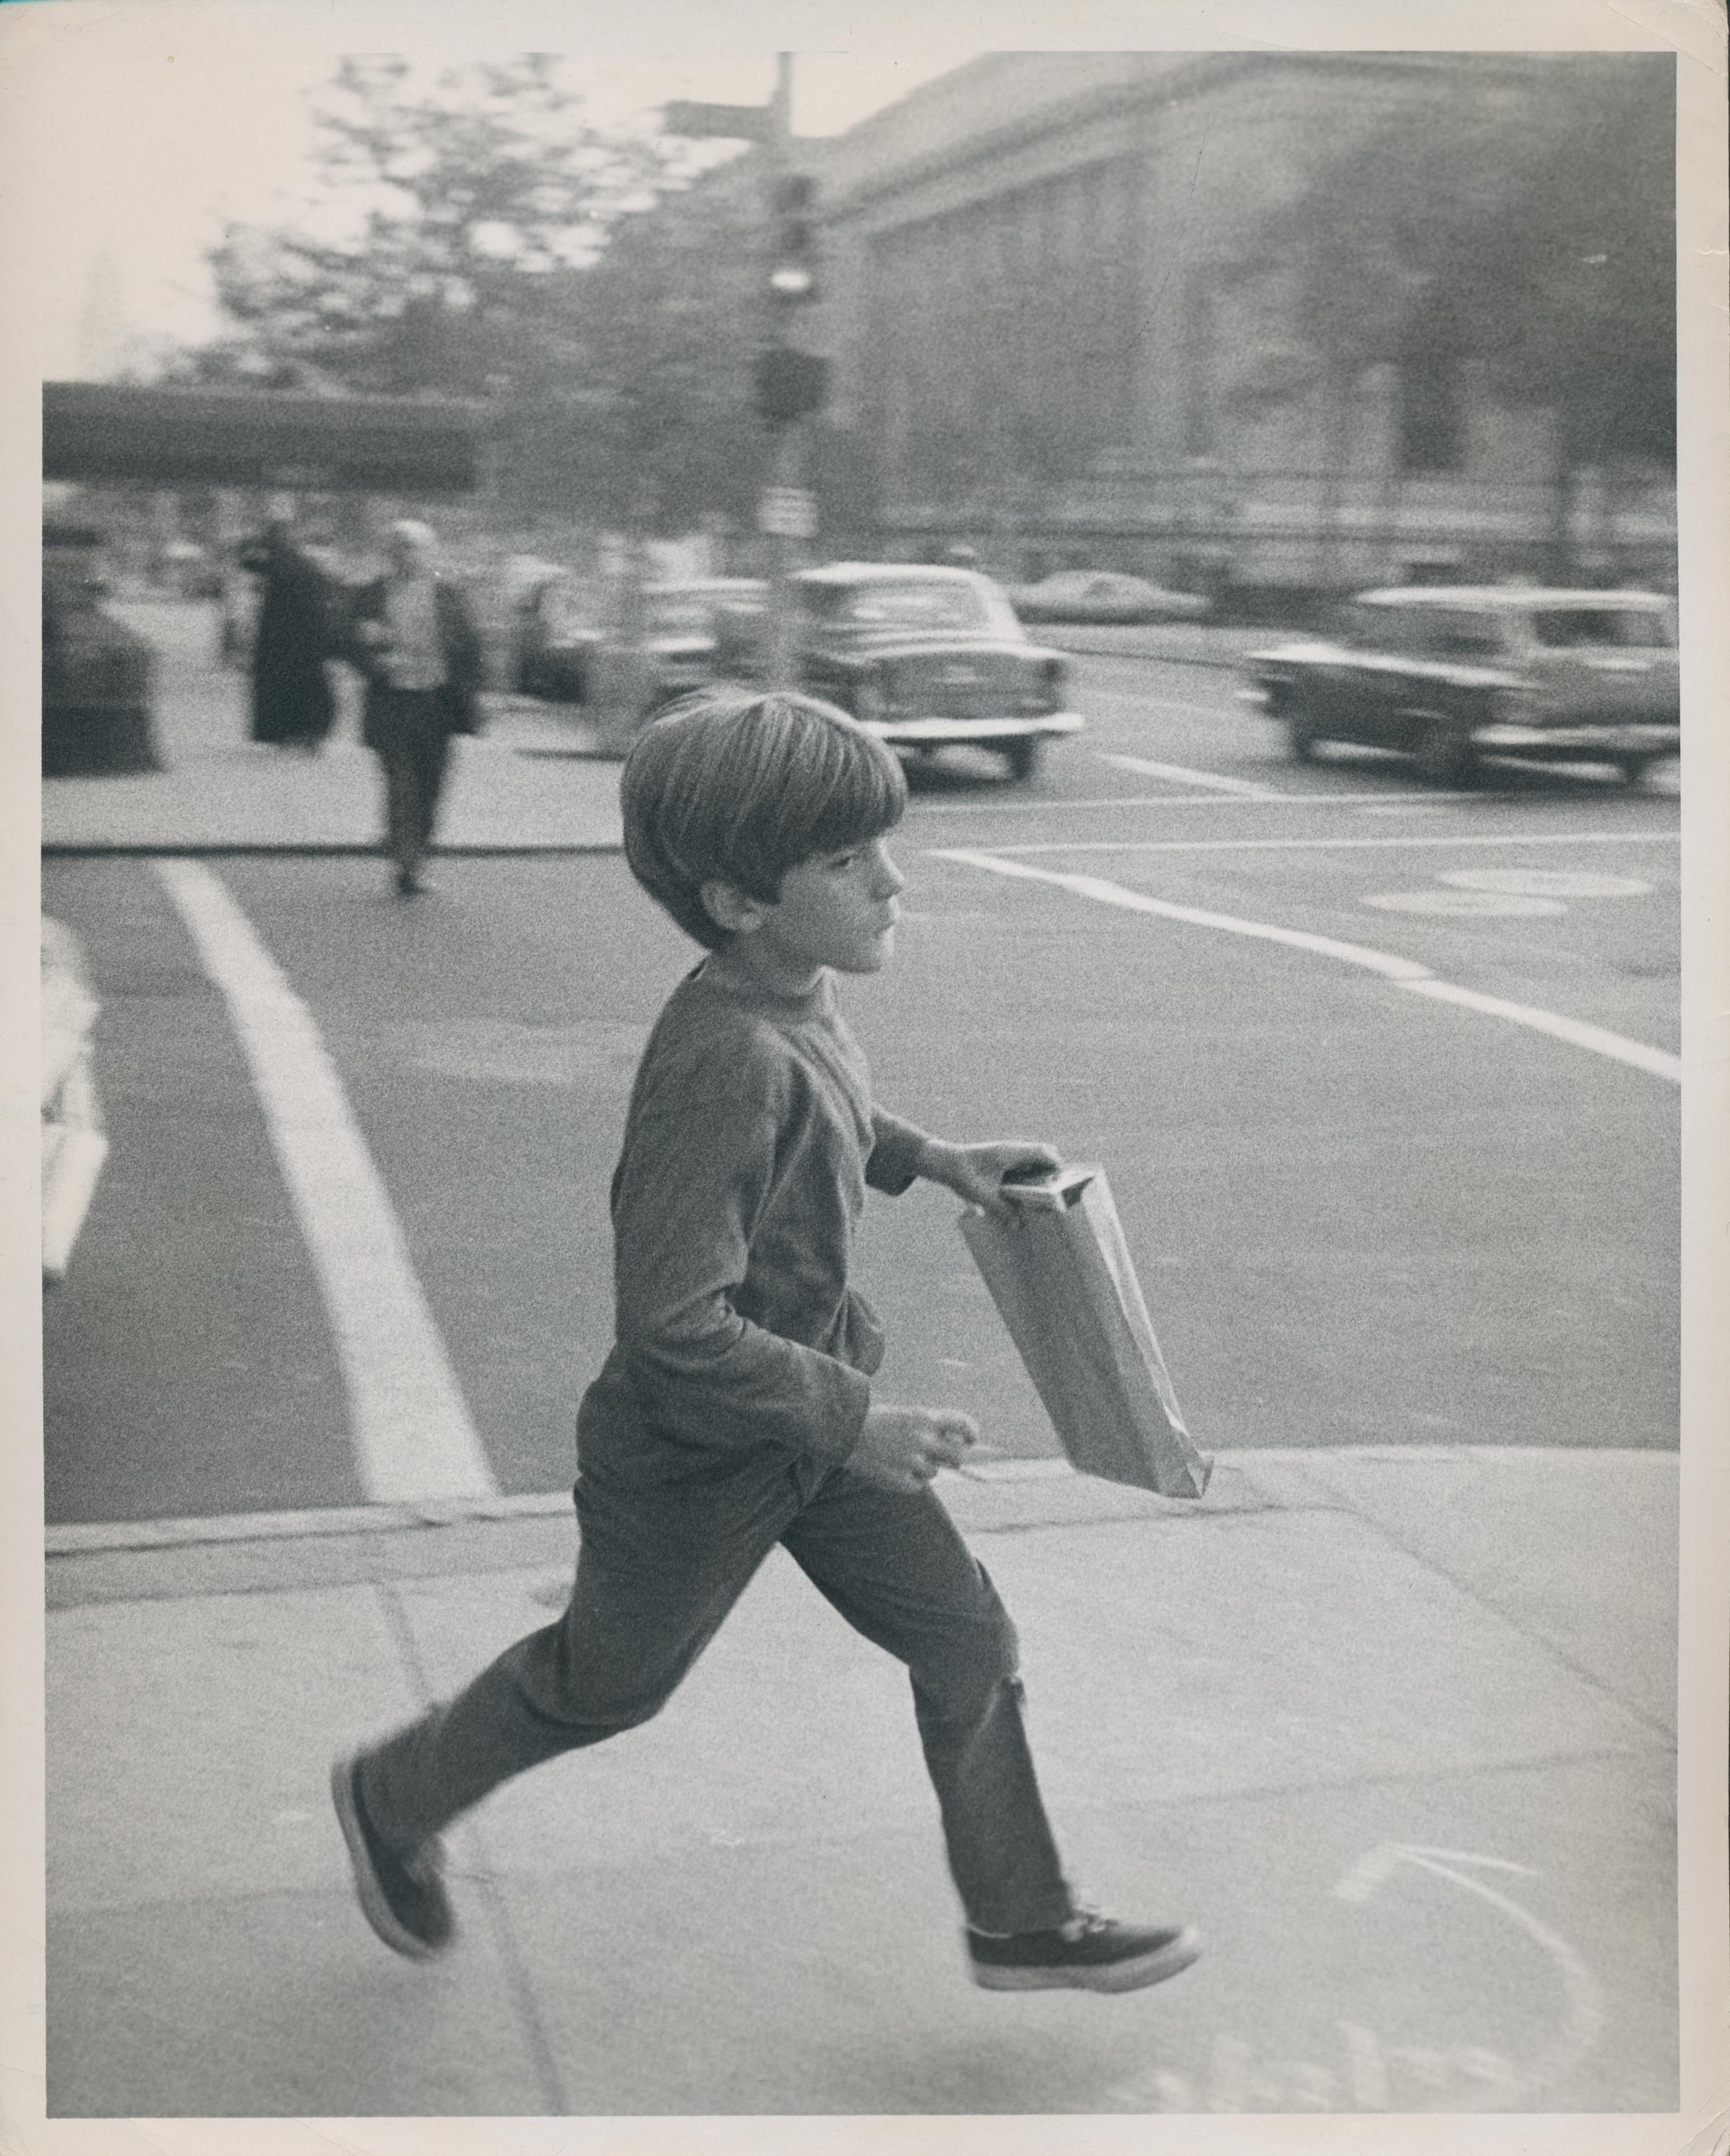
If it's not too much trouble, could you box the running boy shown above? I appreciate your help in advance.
[332,688,1201,1995]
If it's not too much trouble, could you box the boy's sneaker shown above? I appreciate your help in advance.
[330,1754,455,1959]
[968,1909,1202,1993]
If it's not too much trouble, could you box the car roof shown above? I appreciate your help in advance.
[1356,585,1672,610]
[645,577,765,592]
[796,562,984,585]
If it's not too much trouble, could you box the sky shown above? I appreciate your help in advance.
[3,11,981,379]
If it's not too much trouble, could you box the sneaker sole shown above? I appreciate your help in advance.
[330,1756,447,1961]
[971,1925,1203,1994]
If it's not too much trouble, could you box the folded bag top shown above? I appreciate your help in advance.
[960,1164,1211,1501]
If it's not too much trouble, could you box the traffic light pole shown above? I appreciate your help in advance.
[763,53,802,690]
[663,58,826,694]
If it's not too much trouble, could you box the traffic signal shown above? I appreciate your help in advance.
[767,173,820,306]
[753,345,830,426]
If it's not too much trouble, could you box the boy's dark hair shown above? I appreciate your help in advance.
[620,687,908,949]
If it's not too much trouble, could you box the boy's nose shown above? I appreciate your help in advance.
[873,845,906,898]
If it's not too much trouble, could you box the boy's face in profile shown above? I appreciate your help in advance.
[713,832,906,987]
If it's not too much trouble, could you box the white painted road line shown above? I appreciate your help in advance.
[1096,752,1278,793]
[936,850,1681,1085]
[152,860,499,1504]
[984,829,1682,858]
[1400,979,1681,1082]
[907,788,1483,816]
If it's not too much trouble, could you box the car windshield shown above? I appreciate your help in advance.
[1528,607,1674,650]
[1413,611,1507,659]
[802,578,1017,636]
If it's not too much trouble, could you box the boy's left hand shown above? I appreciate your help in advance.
[919,1139,1062,1220]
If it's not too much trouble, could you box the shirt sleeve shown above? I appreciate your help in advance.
[865,1108,930,1196]
[610,1038,871,1466]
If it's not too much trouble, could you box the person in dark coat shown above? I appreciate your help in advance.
[348,519,483,897]
[240,519,337,752]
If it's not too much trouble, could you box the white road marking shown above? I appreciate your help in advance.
[1441,868,1653,900]
[977,828,1682,857]
[907,790,1479,814]
[935,850,1681,1083]
[1361,891,1567,918]
[1400,978,1680,1082]
[1096,751,1278,794]
[152,860,499,1504]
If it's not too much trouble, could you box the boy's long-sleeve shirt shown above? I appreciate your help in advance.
[579,961,929,1472]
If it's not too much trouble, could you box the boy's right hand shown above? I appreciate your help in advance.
[851,1405,978,1493]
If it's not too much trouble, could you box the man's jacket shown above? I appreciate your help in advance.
[347,574,485,744]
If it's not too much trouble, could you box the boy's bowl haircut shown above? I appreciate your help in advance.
[621,688,909,950]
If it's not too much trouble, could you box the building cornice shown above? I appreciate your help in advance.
[813,50,1549,224]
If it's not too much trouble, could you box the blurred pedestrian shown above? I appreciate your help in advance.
[348,520,483,897]
[239,518,338,754]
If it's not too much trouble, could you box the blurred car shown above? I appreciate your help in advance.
[158,539,224,599]
[43,521,160,776]
[720,562,1083,782]
[514,575,767,706]
[1238,585,1679,786]
[41,916,108,1285]
[1007,569,1210,625]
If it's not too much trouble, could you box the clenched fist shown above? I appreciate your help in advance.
[851,1404,978,1494]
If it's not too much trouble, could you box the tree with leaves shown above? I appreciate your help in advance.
[1246,55,1673,573]
[209,56,687,400]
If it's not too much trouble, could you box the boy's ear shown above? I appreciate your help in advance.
[699,878,766,936]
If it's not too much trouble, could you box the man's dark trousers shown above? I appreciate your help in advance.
[370,687,453,885]
[358,1441,1076,1936]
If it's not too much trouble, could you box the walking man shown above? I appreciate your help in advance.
[350,520,483,896]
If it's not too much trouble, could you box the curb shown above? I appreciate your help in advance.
[43,1454,1332,1608]
[41,839,626,859]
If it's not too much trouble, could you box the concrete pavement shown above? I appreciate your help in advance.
[42,599,624,855]
[43,1444,1677,2116]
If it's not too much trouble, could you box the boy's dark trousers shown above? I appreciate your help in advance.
[357,1443,1077,1937]
[369,688,453,884]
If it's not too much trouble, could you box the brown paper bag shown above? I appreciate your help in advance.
[960,1164,1210,1499]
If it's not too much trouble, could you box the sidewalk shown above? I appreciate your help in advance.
[42,600,624,855]
[43,1444,1678,2118]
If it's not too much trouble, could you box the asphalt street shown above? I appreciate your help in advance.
[41,637,1681,1524]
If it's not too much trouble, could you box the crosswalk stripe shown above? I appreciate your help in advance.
[152,860,499,1504]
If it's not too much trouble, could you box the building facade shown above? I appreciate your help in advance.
[809,53,1677,598]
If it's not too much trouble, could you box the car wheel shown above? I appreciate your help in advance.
[1413,714,1476,787]
[1002,737,1042,781]
[1286,713,1320,762]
